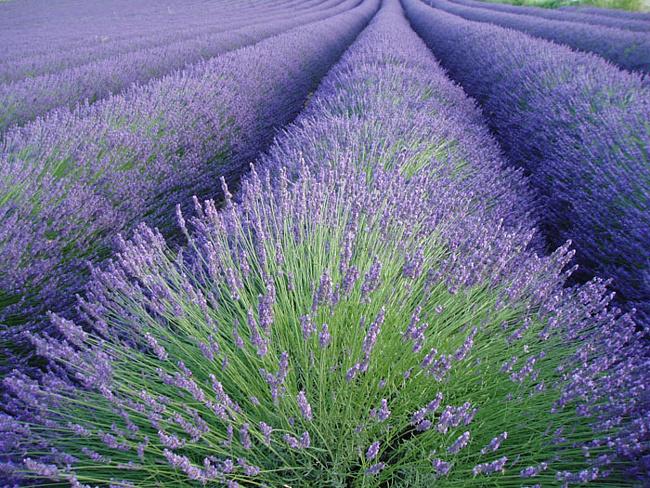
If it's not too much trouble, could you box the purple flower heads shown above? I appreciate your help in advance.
[297,390,313,421]
[366,441,380,461]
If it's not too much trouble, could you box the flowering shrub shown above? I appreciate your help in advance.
[0,0,377,334]
[404,0,650,328]
[3,0,646,485]
[422,0,650,73]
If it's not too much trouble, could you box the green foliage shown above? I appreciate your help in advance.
[486,0,648,12]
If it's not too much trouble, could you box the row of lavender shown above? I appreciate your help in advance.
[560,4,650,21]
[0,0,332,83]
[0,0,377,349]
[422,0,650,74]
[0,0,262,62]
[448,0,650,32]
[0,0,360,132]
[3,0,647,485]
[405,0,650,329]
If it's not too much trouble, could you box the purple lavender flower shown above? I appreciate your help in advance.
[237,458,261,476]
[297,390,313,420]
[473,456,508,476]
[365,462,385,475]
[301,314,316,339]
[319,323,331,348]
[366,441,380,461]
[360,258,382,300]
[447,431,471,454]
[259,422,273,446]
[239,423,252,450]
[431,458,452,476]
[481,432,508,454]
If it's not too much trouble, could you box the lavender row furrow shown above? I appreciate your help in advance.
[0,0,339,83]
[0,0,378,331]
[3,0,646,485]
[0,0,360,133]
[448,0,650,32]
[403,0,650,327]
[422,0,650,73]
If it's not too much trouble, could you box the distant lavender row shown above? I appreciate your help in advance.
[448,0,650,31]
[422,0,650,73]
[404,0,650,326]
[4,0,646,484]
[0,0,359,133]
[560,4,650,21]
[0,0,338,83]
[0,0,274,61]
[0,0,378,331]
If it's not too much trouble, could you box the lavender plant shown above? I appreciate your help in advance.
[0,0,377,333]
[447,0,650,31]
[3,0,646,485]
[422,0,650,73]
[404,0,650,329]
[0,0,360,132]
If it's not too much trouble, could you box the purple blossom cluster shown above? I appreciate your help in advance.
[404,0,650,329]
[0,0,360,131]
[0,0,647,486]
[0,0,377,332]
[421,0,650,73]
[448,0,650,32]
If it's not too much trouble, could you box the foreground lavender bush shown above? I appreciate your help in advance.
[3,0,647,485]
[422,0,650,73]
[0,0,377,333]
[404,0,650,328]
[0,0,359,132]
[447,0,650,31]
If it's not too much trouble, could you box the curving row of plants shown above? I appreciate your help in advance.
[0,0,326,83]
[448,0,650,31]
[0,0,360,132]
[0,0,378,336]
[422,0,650,73]
[0,0,277,63]
[559,4,650,21]
[2,0,646,485]
[404,0,650,331]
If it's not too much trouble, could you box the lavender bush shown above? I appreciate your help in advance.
[422,0,650,73]
[448,0,650,31]
[0,0,360,132]
[0,0,377,335]
[0,0,336,83]
[3,0,647,485]
[404,0,650,329]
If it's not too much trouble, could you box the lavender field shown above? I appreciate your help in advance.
[0,0,648,486]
